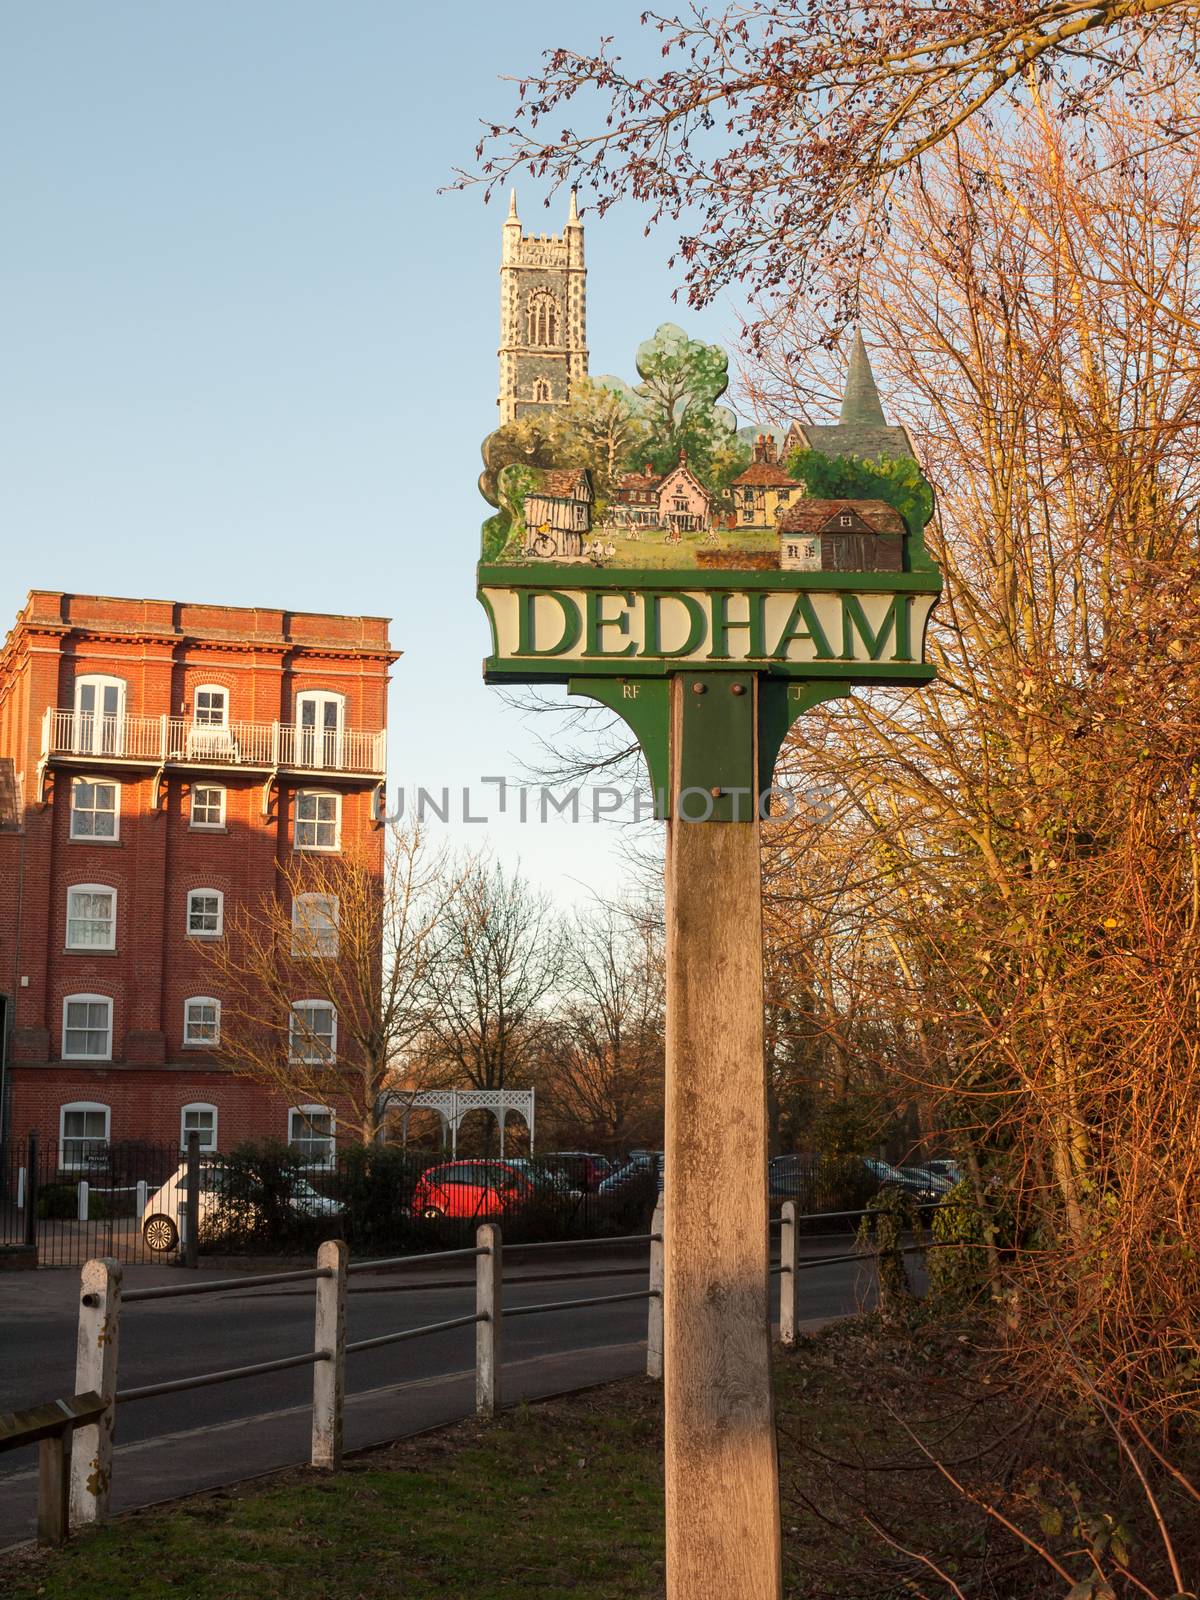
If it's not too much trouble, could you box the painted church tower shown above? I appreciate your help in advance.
[498,189,588,424]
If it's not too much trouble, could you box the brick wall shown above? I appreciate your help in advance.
[8,1062,356,1156]
[0,590,396,1155]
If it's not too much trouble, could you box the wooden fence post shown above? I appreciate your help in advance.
[475,1222,502,1418]
[70,1257,122,1528]
[38,1432,71,1546]
[647,1199,664,1379]
[779,1201,798,1348]
[311,1238,347,1469]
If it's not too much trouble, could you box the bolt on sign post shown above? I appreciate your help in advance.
[476,326,940,1599]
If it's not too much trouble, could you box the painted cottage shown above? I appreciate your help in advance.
[730,435,798,530]
[522,467,595,560]
[610,450,712,534]
[778,498,906,572]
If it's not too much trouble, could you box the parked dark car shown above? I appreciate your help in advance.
[767,1152,877,1216]
[864,1158,947,1206]
[594,1152,663,1229]
[897,1165,953,1197]
[600,1151,663,1196]
[926,1158,962,1185]
[542,1151,613,1192]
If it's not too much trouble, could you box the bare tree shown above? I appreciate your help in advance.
[538,901,664,1153]
[202,822,462,1145]
[746,87,1200,1429]
[418,860,560,1106]
[463,5,1197,331]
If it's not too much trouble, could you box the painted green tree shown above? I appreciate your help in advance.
[786,449,933,537]
[630,322,742,483]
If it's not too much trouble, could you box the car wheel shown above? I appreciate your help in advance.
[143,1214,178,1252]
[421,1206,445,1221]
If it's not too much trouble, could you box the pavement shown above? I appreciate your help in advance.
[0,1241,876,1548]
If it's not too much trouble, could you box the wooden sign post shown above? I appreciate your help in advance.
[664,672,780,1595]
[476,332,939,1598]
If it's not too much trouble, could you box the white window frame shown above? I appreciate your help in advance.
[69,777,121,842]
[294,691,346,772]
[72,674,126,756]
[192,684,229,727]
[180,1102,219,1152]
[292,893,339,957]
[61,995,113,1062]
[59,1101,111,1169]
[189,783,227,830]
[288,1104,336,1169]
[294,790,341,852]
[65,883,117,950]
[183,996,221,1048]
[186,888,224,938]
[289,999,337,1063]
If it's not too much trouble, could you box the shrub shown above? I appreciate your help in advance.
[857,1185,921,1319]
[927,1179,1001,1310]
[203,1140,323,1254]
[37,1183,78,1220]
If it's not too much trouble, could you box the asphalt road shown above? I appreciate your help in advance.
[0,1241,876,1546]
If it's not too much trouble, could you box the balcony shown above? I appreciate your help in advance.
[41,710,386,778]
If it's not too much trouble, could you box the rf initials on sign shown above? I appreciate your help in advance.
[622,683,640,699]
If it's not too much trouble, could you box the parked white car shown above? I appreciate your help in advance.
[141,1162,342,1252]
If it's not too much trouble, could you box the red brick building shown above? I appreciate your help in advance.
[0,591,395,1171]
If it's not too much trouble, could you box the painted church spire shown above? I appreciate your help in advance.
[839,329,887,428]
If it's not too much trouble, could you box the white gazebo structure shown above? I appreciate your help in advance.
[381,1088,535,1157]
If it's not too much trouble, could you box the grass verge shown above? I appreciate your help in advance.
[5,1314,1197,1598]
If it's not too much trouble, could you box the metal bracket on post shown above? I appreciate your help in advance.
[676,670,756,822]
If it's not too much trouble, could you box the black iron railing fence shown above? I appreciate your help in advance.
[0,1133,956,1267]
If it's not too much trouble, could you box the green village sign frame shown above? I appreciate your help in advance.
[476,327,941,818]
[478,225,942,1600]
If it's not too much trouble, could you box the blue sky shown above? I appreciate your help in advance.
[0,3,751,903]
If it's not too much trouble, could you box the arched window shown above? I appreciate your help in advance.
[60,1101,111,1167]
[289,1105,336,1168]
[526,292,558,347]
[295,790,340,852]
[289,1000,337,1063]
[193,685,228,727]
[66,884,117,949]
[292,894,339,957]
[190,783,226,830]
[180,1102,218,1150]
[295,690,345,770]
[73,675,126,755]
[532,378,551,404]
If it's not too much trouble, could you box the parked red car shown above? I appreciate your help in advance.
[411,1160,538,1220]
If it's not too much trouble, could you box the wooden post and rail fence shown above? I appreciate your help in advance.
[0,1196,895,1549]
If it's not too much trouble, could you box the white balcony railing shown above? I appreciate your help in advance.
[42,710,385,776]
